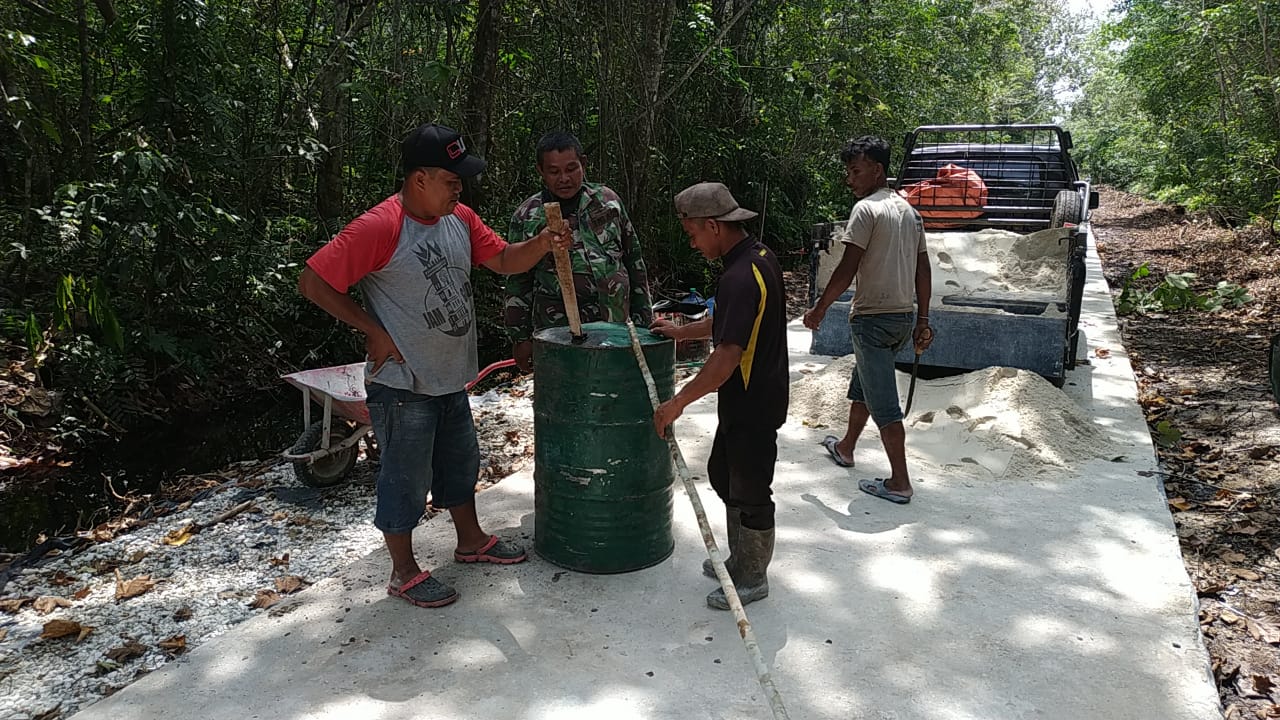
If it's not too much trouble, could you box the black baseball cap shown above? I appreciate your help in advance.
[401,123,487,177]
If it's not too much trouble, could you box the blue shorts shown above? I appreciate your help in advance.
[365,383,479,534]
[846,313,914,427]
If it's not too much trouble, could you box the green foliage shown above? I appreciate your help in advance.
[52,274,124,351]
[1154,419,1183,448]
[1116,262,1253,314]
[0,0,1074,438]
[1069,0,1280,223]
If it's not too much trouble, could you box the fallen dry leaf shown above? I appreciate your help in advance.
[268,553,290,567]
[114,569,156,602]
[172,606,193,621]
[504,430,521,444]
[83,524,115,543]
[1095,347,1112,358]
[1233,521,1263,536]
[1222,611,1243,625]
[0,628,7,642]
[40,619,93,641]
[274,576,308,594]
[0,597,33,614]
[249,590,281,609]
[1246,617,1280,644]
[1234,568,1263,581]
[1221,551,1248,563]
[71,586,91,601]
[162,523,196,547]
[1238,674,1277,699]
[90,558,123,575]
[1247,445,1276,460]
[49,570,76,587]
[1168,497,1193,511]
[271,511,288,522]
[158,635,187,654]
[104,640,147,662]
[32,596,73,614]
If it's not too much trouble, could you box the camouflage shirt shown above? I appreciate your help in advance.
[504,182,653,342]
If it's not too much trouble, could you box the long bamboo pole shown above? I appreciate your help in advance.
[625,320,790,720]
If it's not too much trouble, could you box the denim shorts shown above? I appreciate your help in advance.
[365,383,479,534]
[846,312,914,427]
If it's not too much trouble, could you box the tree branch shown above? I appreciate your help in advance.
[299,0,378,100]
[631,0,759,125]
[16,0,77,29]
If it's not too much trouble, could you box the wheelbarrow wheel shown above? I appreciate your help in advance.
[290,421,358,488]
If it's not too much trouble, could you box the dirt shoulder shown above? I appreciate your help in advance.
[1093,188,1280,717]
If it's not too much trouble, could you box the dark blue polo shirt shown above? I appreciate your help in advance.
[712,236,789,428]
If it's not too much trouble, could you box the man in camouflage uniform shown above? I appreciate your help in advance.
[504,131,653,371]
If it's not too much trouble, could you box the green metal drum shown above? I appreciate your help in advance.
[532,322,676,573]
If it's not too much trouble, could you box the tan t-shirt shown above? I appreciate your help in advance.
[841,187,928,316]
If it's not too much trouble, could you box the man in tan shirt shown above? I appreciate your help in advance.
[803,136,934,504]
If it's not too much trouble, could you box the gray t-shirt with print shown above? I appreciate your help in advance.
[359,212,480,396]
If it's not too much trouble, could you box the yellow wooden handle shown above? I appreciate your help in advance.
[543,202,582,337]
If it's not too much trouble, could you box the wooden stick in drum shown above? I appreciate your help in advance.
[542,202,583,339]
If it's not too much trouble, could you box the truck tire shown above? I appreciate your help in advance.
[289,421,358,488]
[1050,190,1084,228]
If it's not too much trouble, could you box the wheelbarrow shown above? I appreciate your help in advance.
[281,359,520,487]
[281,363,373,488]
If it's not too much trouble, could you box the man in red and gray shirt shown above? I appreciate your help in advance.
[299,123,569,608]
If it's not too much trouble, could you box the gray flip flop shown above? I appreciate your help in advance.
[821,435,854,468]
[859,478,912,505]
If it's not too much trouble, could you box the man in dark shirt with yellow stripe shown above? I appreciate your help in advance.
[651,182,789,610]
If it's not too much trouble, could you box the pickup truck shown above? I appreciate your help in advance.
[808,124,1099,386]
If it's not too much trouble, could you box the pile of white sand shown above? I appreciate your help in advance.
[790,355,1118,478]
[817,227,1074,304]
[926,228,1071,297]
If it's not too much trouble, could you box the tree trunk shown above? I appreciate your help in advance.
[387,0,404,186]
[1255,0,1280,130]
[75,0,96,256]
[594,1,677,223]
[462,0,502,207]
[75,0,94,182]
[316,0,354,235]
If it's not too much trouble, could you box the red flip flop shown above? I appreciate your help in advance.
[387,570,458,608]
[454,535,527,564]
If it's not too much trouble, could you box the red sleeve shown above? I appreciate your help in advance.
[453,203,508,267]
[306,195,402,292]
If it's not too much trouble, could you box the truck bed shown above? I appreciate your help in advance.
[807,123,1094,385]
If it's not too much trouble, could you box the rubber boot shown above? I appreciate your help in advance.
[702,509,742,579]
[707,526,773,610]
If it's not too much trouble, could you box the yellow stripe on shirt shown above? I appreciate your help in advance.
[740,264,768,389]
